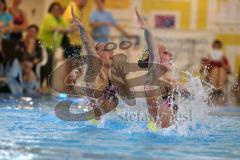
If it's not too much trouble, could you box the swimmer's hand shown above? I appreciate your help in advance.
[71,5,83,28]
[135,7,147,29]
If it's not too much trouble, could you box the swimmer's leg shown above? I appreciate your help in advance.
[146,96,173,128]
[210,67,227,89]
[218,67,227,89]
[135,8,160,64]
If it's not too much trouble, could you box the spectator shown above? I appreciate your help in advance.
[90,0,134,42]
[8,0,28,41]
[39,2,69,87]
[0,0,13,40]
[15,24,42,71]
[63,0,89,58]
[21,59,38,95]
[200,40,231,90]
[0,40,22,95]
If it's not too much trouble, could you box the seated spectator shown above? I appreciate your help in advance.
[0,0,13,40]
[200,40,231,90]
[21,59,38,95]
[0,40,23,95]
[15,24,42,71]
[8,0,28,41]
[200,40,231,105]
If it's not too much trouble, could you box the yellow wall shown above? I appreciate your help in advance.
[216,34,240,46]
[56,0,131,9]
[235,56,240,74]
[141,0,191,29]
[215,0,240,74]
[214,0,240,46]
[56,0,71,6]
[196,0,208,29]
[55,0,239,73]
[140,0,239,74]
[56,0,94,10]
[140,0,208,30]
[105,0,131,9]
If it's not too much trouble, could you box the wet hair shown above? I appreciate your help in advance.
[27,24,39,33]
[0,0,7,11]
[212,39,222,48]
[48,2,62,13]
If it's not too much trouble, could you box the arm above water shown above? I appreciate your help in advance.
[71,5,101,84]
[144,28,160,64]
[78,25,102,83]
[71,5,97,57]
[135,8,160,64]
[78,25,97,57]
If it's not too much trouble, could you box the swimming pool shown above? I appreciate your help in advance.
[0,95,239,160]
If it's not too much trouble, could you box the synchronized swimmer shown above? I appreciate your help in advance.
[62,6,186,129]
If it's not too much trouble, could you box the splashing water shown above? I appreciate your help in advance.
[83,70,213,136]
[30,45,217,136]
[174,72,211,136]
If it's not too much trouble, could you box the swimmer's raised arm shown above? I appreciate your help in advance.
[71,6,102,84]
[71,5,97,57]
[135,8,160,64]
[144,29,159,64]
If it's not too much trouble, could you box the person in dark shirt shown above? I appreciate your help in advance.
[15,24,42,72]
[0,40,23,95]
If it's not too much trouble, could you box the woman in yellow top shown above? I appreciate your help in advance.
[39,2,71,51]
[38,2,71,88]
[63,0,90,58]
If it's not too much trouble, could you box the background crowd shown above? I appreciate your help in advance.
[0,0,239,105]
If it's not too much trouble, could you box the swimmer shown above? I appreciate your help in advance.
[68,6,183,126]
[70,6,120,120]
[135,8,178,128]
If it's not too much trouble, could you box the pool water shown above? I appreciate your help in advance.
[0,96,240,160]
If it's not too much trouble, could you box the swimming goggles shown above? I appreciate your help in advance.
[98,41,133,51]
